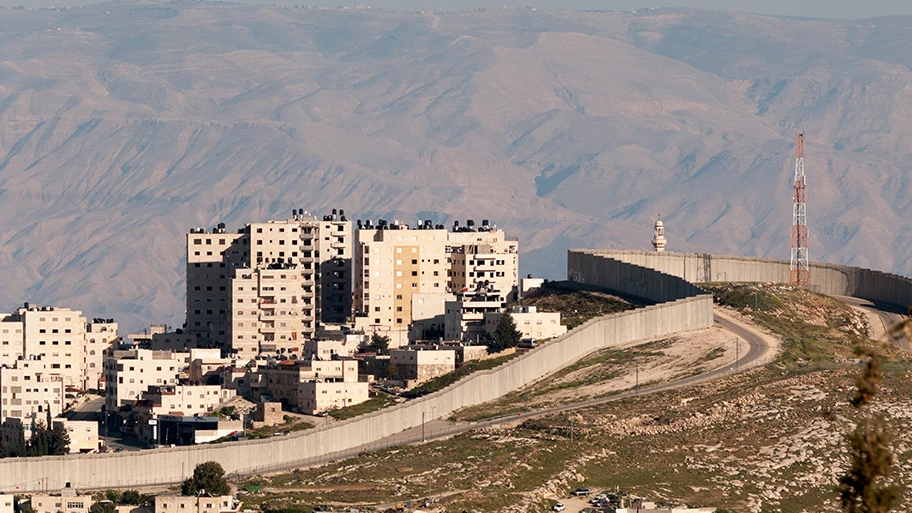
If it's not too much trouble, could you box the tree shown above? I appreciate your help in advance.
[89,502,115,513]
[48,421,70,456]
[838,347,900,513]
[489,313,523,353]
[367,333,390,355]
[27,420,49,457]
[120,491,142,505]
[182,461,231,496]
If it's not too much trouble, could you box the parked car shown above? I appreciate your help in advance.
[552,504,565,512]
[571,487,590,497]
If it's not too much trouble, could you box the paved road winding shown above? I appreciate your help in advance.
[836,295,910,351]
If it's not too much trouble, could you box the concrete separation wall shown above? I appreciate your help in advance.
[0,254,714,492]
[580,250,912,309]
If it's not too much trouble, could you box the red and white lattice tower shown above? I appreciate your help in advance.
[790,133,810,288]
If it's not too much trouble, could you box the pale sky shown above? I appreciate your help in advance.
[2,0,911,19]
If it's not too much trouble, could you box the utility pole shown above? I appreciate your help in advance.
[635,361,639,394]
[790,133,810,288]
[422,411,425,442]
[569,417,573,443]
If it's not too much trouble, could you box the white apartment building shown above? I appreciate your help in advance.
[188,348,235,384]
[104,349,190,410]
[485,306,567,340]
[444,285,508,342]
[0,359,65,432]
[0,305,118,390]
[186,210,352,357]
[353,219,519,344]
[52,418,101,454]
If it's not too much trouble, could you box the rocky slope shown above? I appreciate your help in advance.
[1,2,911,330]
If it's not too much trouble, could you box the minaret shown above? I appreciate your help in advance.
[652,215,666,252]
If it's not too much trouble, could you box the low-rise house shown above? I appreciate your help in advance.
[28,491,91,513]
[156,415,242,445]
[484,306,566,341]
[52,418,101,453]
[188,348,235,385]
[389,347,456,386]
[154,495,240,513]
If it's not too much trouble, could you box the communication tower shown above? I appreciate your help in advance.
[790,133,809,288]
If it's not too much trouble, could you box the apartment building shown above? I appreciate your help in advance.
[260,358,367,414]
[133,384,235,442]
[0,359,65,433]
[186,210,352,357]
[444,284,508,342]
[485,306,567,341]
[104,349,190,410]
[0,305,118,390]
[447,220,519,302]
[303,338,358,361]
[353,219,519,344]
[353,220,449,345]
[52,418,101,453]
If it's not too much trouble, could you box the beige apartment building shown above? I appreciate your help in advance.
[0,305,118,390]
[260,358,367,414]
[485,306,567,340]
[353,219,518,344]
[52,418,101,453]
[0,359,66,435]
[186,210,352,357]
[104,349,190,410]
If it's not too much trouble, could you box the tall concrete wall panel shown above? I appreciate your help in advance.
[583,250,912,309]
[0,253,715,492]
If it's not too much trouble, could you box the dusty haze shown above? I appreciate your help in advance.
[1,1,911,331]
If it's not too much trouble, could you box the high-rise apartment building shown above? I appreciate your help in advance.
[353,219,519,343]
[186,210,352,358]
[0,305,118,390]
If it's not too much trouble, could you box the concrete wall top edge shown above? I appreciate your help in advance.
[569,249,912,284]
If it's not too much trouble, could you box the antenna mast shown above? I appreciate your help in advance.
[790,133,809,288]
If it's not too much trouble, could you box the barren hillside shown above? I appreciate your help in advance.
[0,2,910,330]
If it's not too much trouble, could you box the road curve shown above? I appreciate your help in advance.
[835,295,910,351]
[253,308,778,478]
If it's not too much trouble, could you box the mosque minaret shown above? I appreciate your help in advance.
[652,215,666,252]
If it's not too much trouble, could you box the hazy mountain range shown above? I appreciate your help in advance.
[1,1,911,332]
